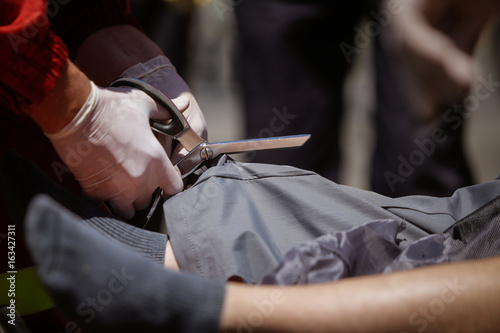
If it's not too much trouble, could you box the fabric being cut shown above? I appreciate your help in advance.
[261,220,452,285]
[163,161,500,284]
[262,219,407,285]
[264,195,500,285]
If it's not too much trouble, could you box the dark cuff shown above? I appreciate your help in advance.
[50,0,142,59]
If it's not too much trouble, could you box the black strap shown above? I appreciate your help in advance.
[445,195,500,261]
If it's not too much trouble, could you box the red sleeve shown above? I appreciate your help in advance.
[0,0,68,113]
[0,0,141,114]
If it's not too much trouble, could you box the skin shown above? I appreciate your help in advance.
[164,241,180,271]
[23,8,500,332]
[384,0,500,120]
[218,3,500,330]
[25,23,187,267]
[26,25,163,133]
[26,25,195,217]
[26,60,91,134]
[219,256,500,333]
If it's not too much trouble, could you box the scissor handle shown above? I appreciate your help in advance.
[110,77,187,136]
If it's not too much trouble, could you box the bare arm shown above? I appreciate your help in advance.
[26,60,91,134]
[384,0,500,119]
[220,256,500,332]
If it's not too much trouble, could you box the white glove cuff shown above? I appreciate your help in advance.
[120,55,176,80]
[45,81,98,140]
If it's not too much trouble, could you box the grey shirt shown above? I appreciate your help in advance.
[163,162,500,284]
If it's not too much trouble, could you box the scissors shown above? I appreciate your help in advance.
[110,77,310,227]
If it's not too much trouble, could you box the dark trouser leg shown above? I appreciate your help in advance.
[235,0,364,181]
[371,37,473,197]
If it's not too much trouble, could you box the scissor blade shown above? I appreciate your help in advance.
[208,134,311,157]
[174,134,311,177]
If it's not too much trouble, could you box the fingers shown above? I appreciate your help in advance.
[155,155,184,198]
[150,92,207,165]
[168,92,208,163]
[140,137,184,201]
[171,93,191,112]
[103,152,183,220]
[389,5,476,119]
[149,91,192,121]
[108,200,136,221]
[172,92,208,139]
[440,38,476,97]
[417,28,475,101]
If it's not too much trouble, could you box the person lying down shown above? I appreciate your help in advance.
[1,151,500,333]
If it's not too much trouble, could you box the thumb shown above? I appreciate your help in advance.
[154,154,184,197]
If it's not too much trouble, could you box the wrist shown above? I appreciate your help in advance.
[27,60,92,134]
[45,82,98,140]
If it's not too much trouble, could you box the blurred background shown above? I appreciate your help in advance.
[130,0,500,192]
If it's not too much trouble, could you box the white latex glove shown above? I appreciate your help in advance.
[46,82,184,219]
[120,56,208,162]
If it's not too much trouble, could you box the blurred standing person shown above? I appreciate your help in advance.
[234,1,368,182]
[235,0,498,197]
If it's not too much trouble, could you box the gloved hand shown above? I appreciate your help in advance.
[120,56,208,162]
[46,81,184,219]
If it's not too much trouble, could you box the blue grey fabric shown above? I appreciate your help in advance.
[262,219,406,285]
[263,195,500,285]
[261,220,451,285]
[163,162,500,284]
